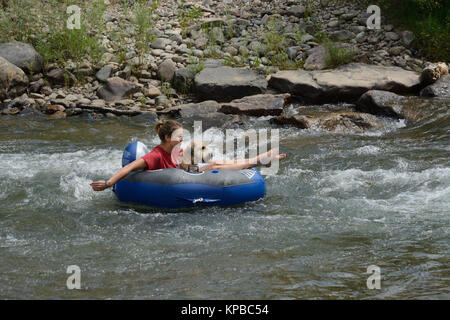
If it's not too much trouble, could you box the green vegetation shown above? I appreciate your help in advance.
[132,0,159,66]
[0,0,107,67]
[358,0,449,61]
[177,0,203,37]
[260,16,304,70]
[323,41,356,68]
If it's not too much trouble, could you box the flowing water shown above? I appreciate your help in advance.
[0,100,449,299]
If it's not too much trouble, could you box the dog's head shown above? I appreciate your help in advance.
[181,140,213,168]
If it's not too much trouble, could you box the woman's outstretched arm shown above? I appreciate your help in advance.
[199,151,286,172]
[90,158,147,191]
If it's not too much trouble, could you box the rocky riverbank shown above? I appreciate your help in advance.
[0,0,448,132]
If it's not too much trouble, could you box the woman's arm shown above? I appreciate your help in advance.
[199,159,257,172]
[199,150,286,172]
[90,158,147,191]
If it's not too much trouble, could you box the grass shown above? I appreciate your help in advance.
[0,0,108,69]
[324,41,356,68]
[132,0,159,66]
[260,16,305,70]
[177,0,203,37]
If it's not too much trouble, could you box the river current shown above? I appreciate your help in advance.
[0,100,448,299]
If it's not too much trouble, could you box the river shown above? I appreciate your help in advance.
[0,100,448,299]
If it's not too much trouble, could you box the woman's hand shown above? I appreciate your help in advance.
[89,158,147,192]
[90,181,109,191]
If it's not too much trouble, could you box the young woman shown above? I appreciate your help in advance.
[90,120,184,191]
[90,120,286,191]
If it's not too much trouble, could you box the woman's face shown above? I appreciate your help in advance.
[168,127,183,146]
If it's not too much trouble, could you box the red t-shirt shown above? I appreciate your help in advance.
[141,145,183,170]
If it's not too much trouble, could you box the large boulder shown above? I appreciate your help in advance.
[195,66,267,102]
[356,90,418,121]
[96,77,143,102]
[356,90,446,122]
[0,42,43,73]
[272,111,383,133]
[0,56,29,100]
[420,74,450,98]
[219,93,291,116]
[172,68,196,94]
[157,100,241,129]
[268,63,422,103]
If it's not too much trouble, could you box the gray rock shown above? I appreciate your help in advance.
[102,13,117,22]
[192,49,204,57]
[96,77,143,102]
[219,93,291,116]
[239,46,249,56]
[0,42,43,73]
[330,30,355,41]
[304,45,328,71]
[357,89,443,122]
[158,100,239,128]
[273,111,383,133]
[133,111,158,123]
[210,27,225,44]
[203,59,223,68]
[350,26,366,33]
[300,34,315,43]
[268,63,422,103]
[155,95,171,108]
[289,5,306,18]
[150,38,171,50]
[225,46,238,56]
[420,74,450,98]
[46,68,77,87]
[287,47,300,60]
[194,37,208,49]
[355,32,366,43]
[195,66,268,102]
[96,65,114,82]
[158,59,177,82]
[304,43,353,71]
[389,46,405,56]
[200,18,225,29]
[169,33,183,45]
[358,12,372,26]
[341,12,357,20]
[356,90,412,120]
[29,78,45,93]
[401,31,415,46]
[386,32,400,41]
[173,68,196,93]
[249,41,266,55]
[328,20,340,28]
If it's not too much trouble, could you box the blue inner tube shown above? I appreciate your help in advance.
[113,142,266,209]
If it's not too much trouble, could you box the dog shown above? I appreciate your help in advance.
[180,140,213,172]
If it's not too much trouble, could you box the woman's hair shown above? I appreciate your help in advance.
[155,120,182,142]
